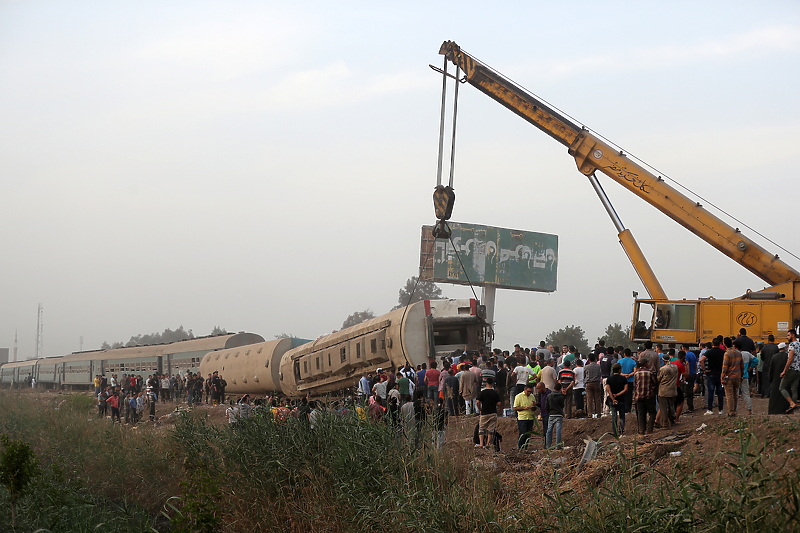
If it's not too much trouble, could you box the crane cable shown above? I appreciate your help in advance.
[399,63,476,365]
[460,46,800,265]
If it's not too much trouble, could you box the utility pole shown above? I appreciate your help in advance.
[13,330,18,363]
[79,336,84,352]
[35,303,43,359]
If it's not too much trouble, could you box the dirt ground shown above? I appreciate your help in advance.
[442,394,800,498]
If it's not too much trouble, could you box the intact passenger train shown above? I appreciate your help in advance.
[0,299,490,397]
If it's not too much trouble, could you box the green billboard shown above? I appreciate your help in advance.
[420,223,558,292]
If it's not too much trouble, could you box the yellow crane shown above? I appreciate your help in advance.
[438,40,800,345]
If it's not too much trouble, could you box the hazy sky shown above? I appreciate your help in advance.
[2,1,799,358]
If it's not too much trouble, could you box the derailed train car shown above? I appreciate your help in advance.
[203,299,490,397]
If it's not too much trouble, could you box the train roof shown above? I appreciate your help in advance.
[59,332,266,362]
[1,360,38,369]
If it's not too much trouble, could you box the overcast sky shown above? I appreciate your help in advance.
[2,1,799,359]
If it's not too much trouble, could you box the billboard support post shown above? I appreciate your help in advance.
[482,284,496,349]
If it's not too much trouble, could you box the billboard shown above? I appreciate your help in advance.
[420,223,558,292]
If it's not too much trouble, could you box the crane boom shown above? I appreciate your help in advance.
[440,41,800,287]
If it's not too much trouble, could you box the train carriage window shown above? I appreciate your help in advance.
[316,357,320,370]
[371,339,377,354]
[340,347,347,364]
[356,343,362,359]
[328,353,332,367]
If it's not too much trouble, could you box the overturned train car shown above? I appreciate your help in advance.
[202,299,491,397]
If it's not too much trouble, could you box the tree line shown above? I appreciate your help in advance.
[100,326,228,349]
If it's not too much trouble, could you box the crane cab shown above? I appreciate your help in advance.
[632,299,699,345]
[632,298,794,346]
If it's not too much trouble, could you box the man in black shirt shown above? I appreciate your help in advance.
[606,363,629,435]
[475,378,501,449]
[704,337,726,415]
[495,362,508,410]
[737,328,756,354]
[760,335,779,398]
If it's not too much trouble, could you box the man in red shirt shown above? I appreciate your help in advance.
[424,362,441,406]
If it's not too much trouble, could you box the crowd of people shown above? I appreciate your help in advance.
[94,370,229,424]
[352,327,800,452]
[89,327,800,453]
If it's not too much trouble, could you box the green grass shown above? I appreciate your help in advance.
[2,391,799,533]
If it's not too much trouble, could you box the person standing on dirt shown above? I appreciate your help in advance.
[769,343,791,414]
[619,348,636,414]
[634,359,657,434]
[475,377,501,449]
[193,375,204,406]
[606,363,629,436]
[544,382,565,448]
[656,354,678,428]
[584,354,602,419]
[513,383,536,449]
[760,335,779,398]
[535,381,551,442]
[147,387,157,421]
[107,389,121,423]
[557,360,575,419]
[779,329,800,413]
[721,337,744,417]
[681,345,698,412]
[495,361,508,410]
[97,386,109,418]
[572,359,585,414]
[703,337,726,415]
[460,364,480,416]
[210,371,222,406]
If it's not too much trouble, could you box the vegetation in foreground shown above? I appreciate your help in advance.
[0,391,799,532]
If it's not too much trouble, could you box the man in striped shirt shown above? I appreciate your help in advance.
[634,359,657,435]
[721,337,745,417]
[557,360,575,418]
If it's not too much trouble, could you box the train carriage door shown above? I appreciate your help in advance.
[425,314,435,363]
[293,360,301,384]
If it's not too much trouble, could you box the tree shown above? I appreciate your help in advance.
[274,333,297,339]
[341,309,376,330]
[545,325,591,356]
[392,276,447,310]
[210,326,228,336]
[598,323,637,351]
[101,326,208,349]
